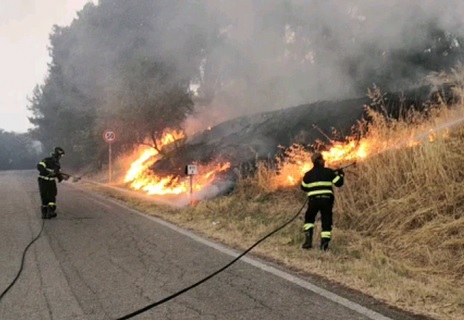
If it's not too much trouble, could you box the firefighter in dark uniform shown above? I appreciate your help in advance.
[300,152,344,251]
[37,147,65,219]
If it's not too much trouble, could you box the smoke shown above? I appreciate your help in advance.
[175,178,236,207]
[179,0,464,132]
[29,140,43,155]
[48,0,464,138]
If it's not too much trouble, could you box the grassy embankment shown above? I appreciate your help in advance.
[86,90,464,320]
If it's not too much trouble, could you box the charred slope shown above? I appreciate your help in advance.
[152,85,448,174]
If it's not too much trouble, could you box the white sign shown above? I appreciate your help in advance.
[186,164,198,175]
[103,130,117,144]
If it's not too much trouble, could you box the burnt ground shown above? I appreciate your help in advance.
[152,85,449,179]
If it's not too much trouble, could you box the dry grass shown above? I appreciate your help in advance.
[85,94,464,320]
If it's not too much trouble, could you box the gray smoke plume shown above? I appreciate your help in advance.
[182,0,464,133]
[48,0,464,137]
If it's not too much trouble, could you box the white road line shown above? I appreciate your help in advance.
[88,197,112,209]
[77,186,393,320]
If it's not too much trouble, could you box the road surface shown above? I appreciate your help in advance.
[0,171,425,320]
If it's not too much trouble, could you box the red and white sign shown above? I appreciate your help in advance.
[103,130,117,143]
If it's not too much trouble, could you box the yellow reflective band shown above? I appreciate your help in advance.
[301,181,333,188]
[39,176,55,180]
[307,190,333,197]
[321,231,332,238]
[48,202,56,206]
[39,162,47,168]
[303,223,315,231]
[332,175,341,184]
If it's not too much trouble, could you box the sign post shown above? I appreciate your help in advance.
[185,164,198,205]
[103,130,117,183]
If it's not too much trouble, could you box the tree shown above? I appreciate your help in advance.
[101,57,193,154]
[28,0,204,168]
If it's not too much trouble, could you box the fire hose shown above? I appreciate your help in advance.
[338,161,357,170]
[0,172,74,303]
[0,220,45,302]
[115,198,310,320]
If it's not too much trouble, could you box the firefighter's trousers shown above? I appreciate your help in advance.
[38,178,57,215]
[304,195,334,242]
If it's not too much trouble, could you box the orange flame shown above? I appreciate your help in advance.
[276,123,449,188]
[124,130,185,184]
[124,130,231,196]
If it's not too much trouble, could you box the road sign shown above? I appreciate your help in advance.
[103,130,117,144]
[185,164,198,175]
[185,164,198,206]
[103,130,116,183]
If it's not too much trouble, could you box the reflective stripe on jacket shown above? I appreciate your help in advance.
[301,166,344,197]
[37,156,60,180]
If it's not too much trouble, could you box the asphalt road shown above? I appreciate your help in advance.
[0,171,417,320]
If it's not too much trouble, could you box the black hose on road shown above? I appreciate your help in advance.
[0,219,45,301]
[116,198,308,320]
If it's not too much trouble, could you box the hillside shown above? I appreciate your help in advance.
[151,86,440,176]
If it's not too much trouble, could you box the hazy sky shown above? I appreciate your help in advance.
[0,0,94,133]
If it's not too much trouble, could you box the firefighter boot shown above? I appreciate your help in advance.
[47,205,57,219]
[320,237,330,251]
[41,206,48,219]
[302,229,313,249]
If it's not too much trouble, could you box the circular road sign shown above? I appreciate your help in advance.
[103,130,117,144]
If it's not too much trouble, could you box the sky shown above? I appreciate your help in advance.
[0,0,94,133]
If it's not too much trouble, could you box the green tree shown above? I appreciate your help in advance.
[101,57,193,153]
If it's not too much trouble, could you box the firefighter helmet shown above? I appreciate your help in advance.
[311,152,323,164]
[53,147,65,157]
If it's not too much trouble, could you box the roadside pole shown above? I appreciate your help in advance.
[109,143,112,183]
[103,129,117,183]
[185,164,198,205]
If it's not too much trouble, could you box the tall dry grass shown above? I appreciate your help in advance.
[334,113,464,283]
[219,100,464,319]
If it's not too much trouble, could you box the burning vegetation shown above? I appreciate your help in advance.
[122,102,457,199]
[123,130,230,196]
[273,107,454,189]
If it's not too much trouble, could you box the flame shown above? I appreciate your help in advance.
[160,130,186,145]
[124,130,230,196]
[124,130,185,184]
[276,122,450,188]
[124,148,158,183]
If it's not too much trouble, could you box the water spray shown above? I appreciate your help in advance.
[381,113,464,154]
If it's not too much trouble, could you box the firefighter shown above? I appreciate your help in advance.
[300,152,344,251]
[37,147,65,219]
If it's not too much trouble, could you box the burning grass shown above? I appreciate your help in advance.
[120,130,231,196]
